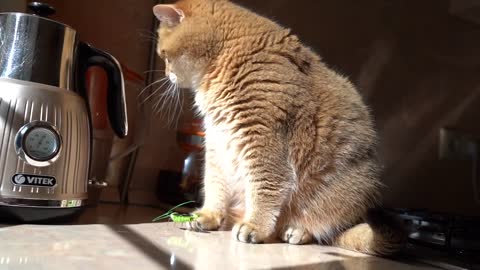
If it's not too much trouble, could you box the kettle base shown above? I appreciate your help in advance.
[0,206,85,224]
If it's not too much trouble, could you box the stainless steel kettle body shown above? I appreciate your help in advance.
[0,10,128,221]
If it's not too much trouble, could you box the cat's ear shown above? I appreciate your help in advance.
[153,5,185,26]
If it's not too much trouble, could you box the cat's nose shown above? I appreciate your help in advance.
[168,72,178,84]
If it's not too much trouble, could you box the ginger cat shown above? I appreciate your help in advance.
[153,0,404,255]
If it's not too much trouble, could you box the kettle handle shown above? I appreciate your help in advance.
[77,42,128,138]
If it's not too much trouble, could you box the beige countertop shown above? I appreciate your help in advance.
[0,221,449,270]
[0,204,468,269]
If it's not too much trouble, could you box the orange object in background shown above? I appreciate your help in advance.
[176,118,205,202]
[177,118,205,152]
[121,63,145,84]
[85,66,109,130]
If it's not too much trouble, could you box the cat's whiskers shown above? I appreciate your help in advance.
[157,80,182,127]
[161,83,177,121]
[136,28,158,37]
[139,78,171,104]
[136,29,158,44]
[138,77,169,102]
[170,84,181,128]
[152,83,171,112]
[157,85,171,119]
[140,74,184,127]
[143,69,165,74]
[174,83,183,127]
[172,83,182,127]
[169,83,182,128]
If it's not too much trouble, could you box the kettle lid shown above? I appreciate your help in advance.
[28,2,56,17]
[0,2,77,89]
[0,2,74,31]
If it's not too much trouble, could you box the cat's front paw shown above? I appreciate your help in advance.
[280,226,314,245]
[186,209,224,231]
[232,222,271,244]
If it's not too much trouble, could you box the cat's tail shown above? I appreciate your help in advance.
[331,209,407,256]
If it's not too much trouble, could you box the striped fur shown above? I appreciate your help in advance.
[153,0,405,255]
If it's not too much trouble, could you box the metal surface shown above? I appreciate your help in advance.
[0,78,90,203]
[0,12,77,89]
[0,197,87,208]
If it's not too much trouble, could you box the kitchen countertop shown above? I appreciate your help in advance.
[0,221,450,270]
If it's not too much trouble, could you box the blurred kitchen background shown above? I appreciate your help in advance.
[2,0,480,223]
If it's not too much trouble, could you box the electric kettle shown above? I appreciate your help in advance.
[0,3,128,222]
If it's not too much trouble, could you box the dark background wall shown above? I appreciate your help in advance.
[0,0,26,12]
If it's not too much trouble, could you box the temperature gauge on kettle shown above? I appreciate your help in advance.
[24,127,60,160]
[15,121,62,167]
